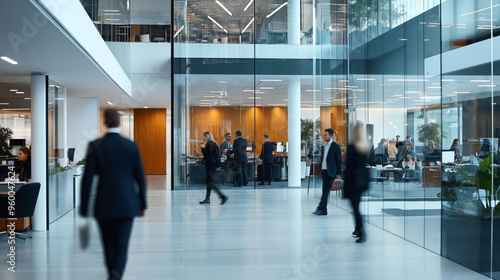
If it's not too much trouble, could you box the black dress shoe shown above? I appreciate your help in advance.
[352,230,360,237]
[221,195,228,205]
[355,233,366,243]
[199,199,210,204]
[312,209,327,216]
[267,182,271,185]
[258,182,265,185]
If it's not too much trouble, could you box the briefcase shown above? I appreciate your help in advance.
[331,179,343,191]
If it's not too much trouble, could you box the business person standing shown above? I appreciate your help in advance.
[231,130,248,187]
[259,135,274,185]
[199,131,228,204]
[80,108,147,280]
[343,123,369,243]
[312,128,342,216]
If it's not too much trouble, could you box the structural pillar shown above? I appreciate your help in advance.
[288,78,301,187]
[287,0,301,45]
[31,74,48,230]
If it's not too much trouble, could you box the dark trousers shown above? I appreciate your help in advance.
[206,163,224,198]
[318,170,335,212]
[97,218,134,280]
[235,162,248,186]
[349,194,363,233]
[261,163,273,183]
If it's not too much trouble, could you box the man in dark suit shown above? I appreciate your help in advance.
[80,108,147,280]
[259,135,274,185]
[312,128,342,215]
[231,130,248,187]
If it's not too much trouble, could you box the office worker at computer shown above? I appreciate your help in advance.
[230,130,248,187]
[312,128,342,216]
[15,146,31,182]
[80,108,147,280]
[259,135,274,185]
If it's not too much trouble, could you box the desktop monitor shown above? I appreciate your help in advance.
[246,141,255,153]
[9,139,26,147]
[68,148,75,162]
[276,142,284,153]
[442,150,455,164]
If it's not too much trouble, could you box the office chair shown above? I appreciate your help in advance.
[0,182,41,240]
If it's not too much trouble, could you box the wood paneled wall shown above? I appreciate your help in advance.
[134,109,166,175]
[190,106,288,155]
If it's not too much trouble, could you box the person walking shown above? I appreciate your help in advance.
[199,131,228,204]
[259,135,274,185]
[312,128,342,216]
[80,108,147,280]
[230,130,248,187]
[343,122,370,243]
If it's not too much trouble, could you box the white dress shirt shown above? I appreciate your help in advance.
[321,140,333,170]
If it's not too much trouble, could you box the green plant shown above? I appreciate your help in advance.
[417,122,444,146]
[301,118,322,154]
[49,163,71,175]
[76,158,86,166]
[349,0,405,31]
[0,126,13,157]
[467,154,500,220]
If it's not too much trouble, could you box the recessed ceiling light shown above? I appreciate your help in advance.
[15,92,24,94]
[0,103,9,105]
[144,106,148,108]
[107,101,113,105]
[260,79,282,82]
[1,56,18,65]
[10,89,17,92]
[24,98,31,100]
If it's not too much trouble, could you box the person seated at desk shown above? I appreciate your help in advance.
[15,146,31,183]
[388,138,398,158]
[374,138,389,164]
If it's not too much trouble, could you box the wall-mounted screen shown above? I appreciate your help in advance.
[442,150,455,164]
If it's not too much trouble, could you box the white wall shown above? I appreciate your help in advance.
[67,98,99,163]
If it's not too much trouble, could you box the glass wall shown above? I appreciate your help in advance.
[173,0,500,277]
[173,0,347,190]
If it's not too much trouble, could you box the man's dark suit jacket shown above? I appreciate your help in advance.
[80,133,147,219]
[232,137,248,163]
[260,141,274,164]
[320,141,342,178]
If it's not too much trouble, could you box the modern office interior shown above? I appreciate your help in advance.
[0,0,499,279]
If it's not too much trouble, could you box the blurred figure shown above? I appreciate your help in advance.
[16,146,31,182]
[308,134,323,163]
[80,108,147,280]
[312,128,342,216]
[199,131,228,204]
[220,132,232,156]
[343,122,369,243]
[388,138,397,158]
[450,138,462,162]
[374,138,389,164]
[395,135,404,149]
[259,135,274,185]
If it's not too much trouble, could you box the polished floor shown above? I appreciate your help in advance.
[0,176,490,280]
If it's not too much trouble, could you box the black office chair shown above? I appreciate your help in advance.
[0,182,41,240]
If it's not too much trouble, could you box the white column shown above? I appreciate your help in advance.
[56,87,68,166]
[31,74,48,230]
[288,0,301,45]
[288,78,301,187]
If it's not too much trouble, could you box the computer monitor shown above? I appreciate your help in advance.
[276,142,284,153]
[68,148,75,162]
[9,139,26,147]
[442,150,455,164]
[246,141,254,152]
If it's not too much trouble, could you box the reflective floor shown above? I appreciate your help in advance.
[0,176,489,280]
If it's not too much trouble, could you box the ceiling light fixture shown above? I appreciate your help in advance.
[107,101,113,105]
[174,25,185,38]
[215,1,232,16]
[1,56,18,65]
[260,79,282,82]
[242,18,255,33]
[244,0,254,11]
[266,2,288,18]
[10,89,17,91]
[15,91,24,94]
[0,103,9,105]
[208,16,228,33]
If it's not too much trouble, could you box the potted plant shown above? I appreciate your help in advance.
[0,126,13,157]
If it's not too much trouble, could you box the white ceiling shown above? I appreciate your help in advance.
[0,0,140,110]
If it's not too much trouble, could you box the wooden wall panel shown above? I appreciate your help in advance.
[134,109,166,175]
[189,106,288,155]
